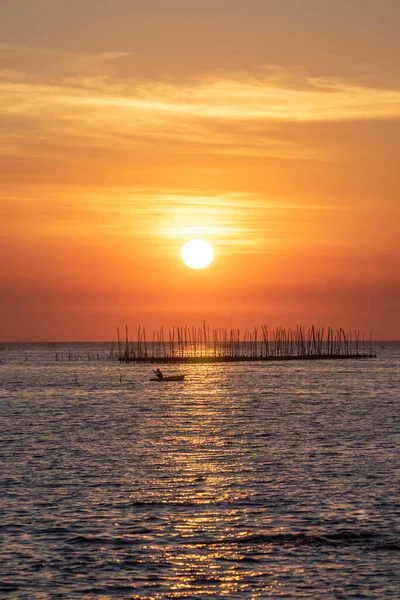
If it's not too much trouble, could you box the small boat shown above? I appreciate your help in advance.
[150,375,185,382]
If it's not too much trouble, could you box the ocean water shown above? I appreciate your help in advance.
[0,342,399,599]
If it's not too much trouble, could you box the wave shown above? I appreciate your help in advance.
[122,498,293,509]
[215,530,400,551]
[63,528,399,552]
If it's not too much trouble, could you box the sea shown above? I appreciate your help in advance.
[0,342,399,599]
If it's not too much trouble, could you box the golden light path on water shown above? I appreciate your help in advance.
[132,365,278,597]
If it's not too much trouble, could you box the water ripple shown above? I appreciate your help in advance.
[0,342,399,598]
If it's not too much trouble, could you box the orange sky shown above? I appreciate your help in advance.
[1,0,399,341]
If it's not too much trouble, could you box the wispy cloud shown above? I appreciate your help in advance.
[1,44,400,163]
[0,183,344,256]
[1,45,397,258]
[3,70,400,122]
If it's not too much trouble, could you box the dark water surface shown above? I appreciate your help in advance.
[1,343,399,598]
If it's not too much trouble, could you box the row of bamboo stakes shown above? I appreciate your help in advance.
[113,323,376,363]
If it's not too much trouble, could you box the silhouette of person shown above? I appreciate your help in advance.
[155,368,163,379]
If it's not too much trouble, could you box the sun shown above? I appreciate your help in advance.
[181,239,214,269]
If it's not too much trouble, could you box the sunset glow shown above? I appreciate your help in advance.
[0,1,399,341]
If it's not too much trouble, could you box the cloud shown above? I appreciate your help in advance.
[1,181,344,258]
[0,45,398,259]
[1,44,400,164]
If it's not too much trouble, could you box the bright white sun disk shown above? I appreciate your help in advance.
[181,239,214,269]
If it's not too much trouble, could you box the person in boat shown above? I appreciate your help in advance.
[154,368,163,380]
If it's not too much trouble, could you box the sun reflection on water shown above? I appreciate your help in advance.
[2,347,399,597]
